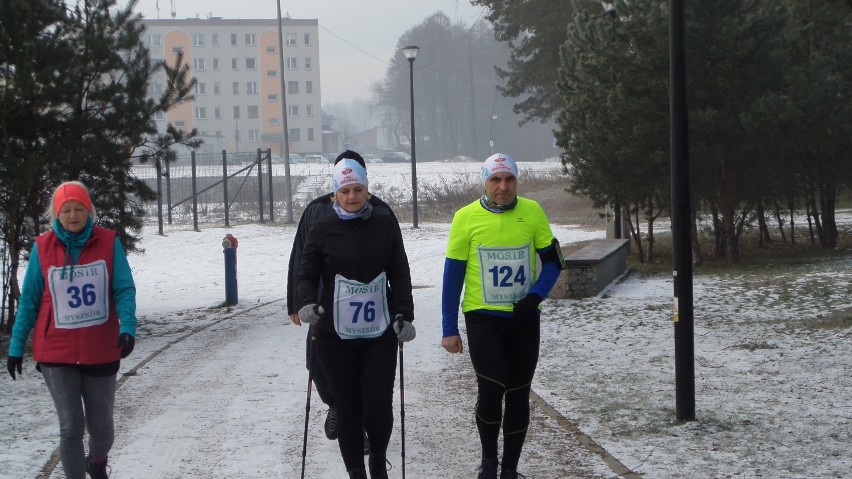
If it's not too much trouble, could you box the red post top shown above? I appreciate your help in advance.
[222,234,238,249]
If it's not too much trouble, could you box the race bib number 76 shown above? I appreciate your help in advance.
[333,272,390,339]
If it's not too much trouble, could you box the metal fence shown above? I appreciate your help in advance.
[132,149,329,232]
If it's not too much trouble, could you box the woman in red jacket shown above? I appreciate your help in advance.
[6,181,137,479]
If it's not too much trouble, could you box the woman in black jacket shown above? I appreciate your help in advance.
[297,158,415,479]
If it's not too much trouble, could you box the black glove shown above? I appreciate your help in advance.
[513,293,542,320]
[7,356,23,380]
[117,333,135,359]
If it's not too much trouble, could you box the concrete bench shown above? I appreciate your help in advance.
[558,239,630,298]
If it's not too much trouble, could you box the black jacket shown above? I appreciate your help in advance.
[297,205,414,336]
[286,194,395,315]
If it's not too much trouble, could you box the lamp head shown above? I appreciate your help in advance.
[402,45,419,62]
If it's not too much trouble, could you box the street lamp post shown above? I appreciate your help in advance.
[276,0,293,223]
[490,114,497,155]
[403,45,419,228]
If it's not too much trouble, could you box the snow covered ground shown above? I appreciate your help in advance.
[1,162,850,478]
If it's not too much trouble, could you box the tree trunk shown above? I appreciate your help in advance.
[808,188,824,246]
[818,182,838,248]
[626,207,645,263]
[772,199,787,242]
[756,200,771,247]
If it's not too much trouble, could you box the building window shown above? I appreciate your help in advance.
[287,57,298,69]
[212,58,220,70]
[175,120,186,128]
[149,82,165,96]
[211,33,219,46]
[150,34,162,46]
[245,58,257,70]
[304,33,311,45]
[193,58,205,70]
[305,81,313,94]
[247,105,259,119]
[268,94,278,102]
[288,105,299,117]
[195,82,206,95]
[288,81,299,94]
[289,128,300,141]
[172,46,183,54]
[267,69,277,77]
[192,33,204,46]
[248,129,260,141]
[233,106,240,119]
[195,107,207,119]
[214,82,221,95]
[234,129,240,142]
[154,111,165,121]
[306,104,314,117]
[307,128,314,141]
[245,33,256,46]
[304,57,312,70]
[230,33,238,46]
[231,58,239,70]
[232,82,239,94]
[266,46,276,54]
[246,82,258,95]
[287,33,297,46]
[214,107,221,119]
[150,58,163,69]
[269,117,279,125]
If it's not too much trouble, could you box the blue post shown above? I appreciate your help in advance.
[223,234,238,305]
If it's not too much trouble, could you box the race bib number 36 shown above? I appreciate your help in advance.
[333,272,390,339]
[478,245,533,305]
[47,260,110,329]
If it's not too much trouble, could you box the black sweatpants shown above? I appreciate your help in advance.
[316,329,398,471]
[465,311,540,471]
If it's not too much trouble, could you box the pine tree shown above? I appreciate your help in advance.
[0,0,198,329]
[556,0,670,262]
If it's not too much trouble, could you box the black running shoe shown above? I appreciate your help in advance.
[85,455,110,479]
[477,457,498,479]
[324,407,338,440]
[500,468,526,479]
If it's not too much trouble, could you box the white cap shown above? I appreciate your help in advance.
[332,159,368,192]
[481,153,518,182]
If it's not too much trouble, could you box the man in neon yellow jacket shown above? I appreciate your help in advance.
[441,154,565,479]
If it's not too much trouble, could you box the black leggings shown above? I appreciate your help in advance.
[316,329,398,471]
[465,311,540,471]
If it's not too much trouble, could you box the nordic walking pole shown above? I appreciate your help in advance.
[300,326,317,479]
[398,339,406,479]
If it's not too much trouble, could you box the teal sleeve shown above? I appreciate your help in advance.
[112,238,137,337]
[8,245,44,357]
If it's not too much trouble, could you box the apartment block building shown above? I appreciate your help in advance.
[142,16,322,157]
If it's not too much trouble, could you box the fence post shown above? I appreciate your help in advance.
[222,149,230,228]
[156,159,164,236]
[191,151,199,232]
[257,148,265,223]
[266,148,274,222]
[166,159,173,225]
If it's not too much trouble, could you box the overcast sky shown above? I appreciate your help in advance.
[128,0,488,105]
